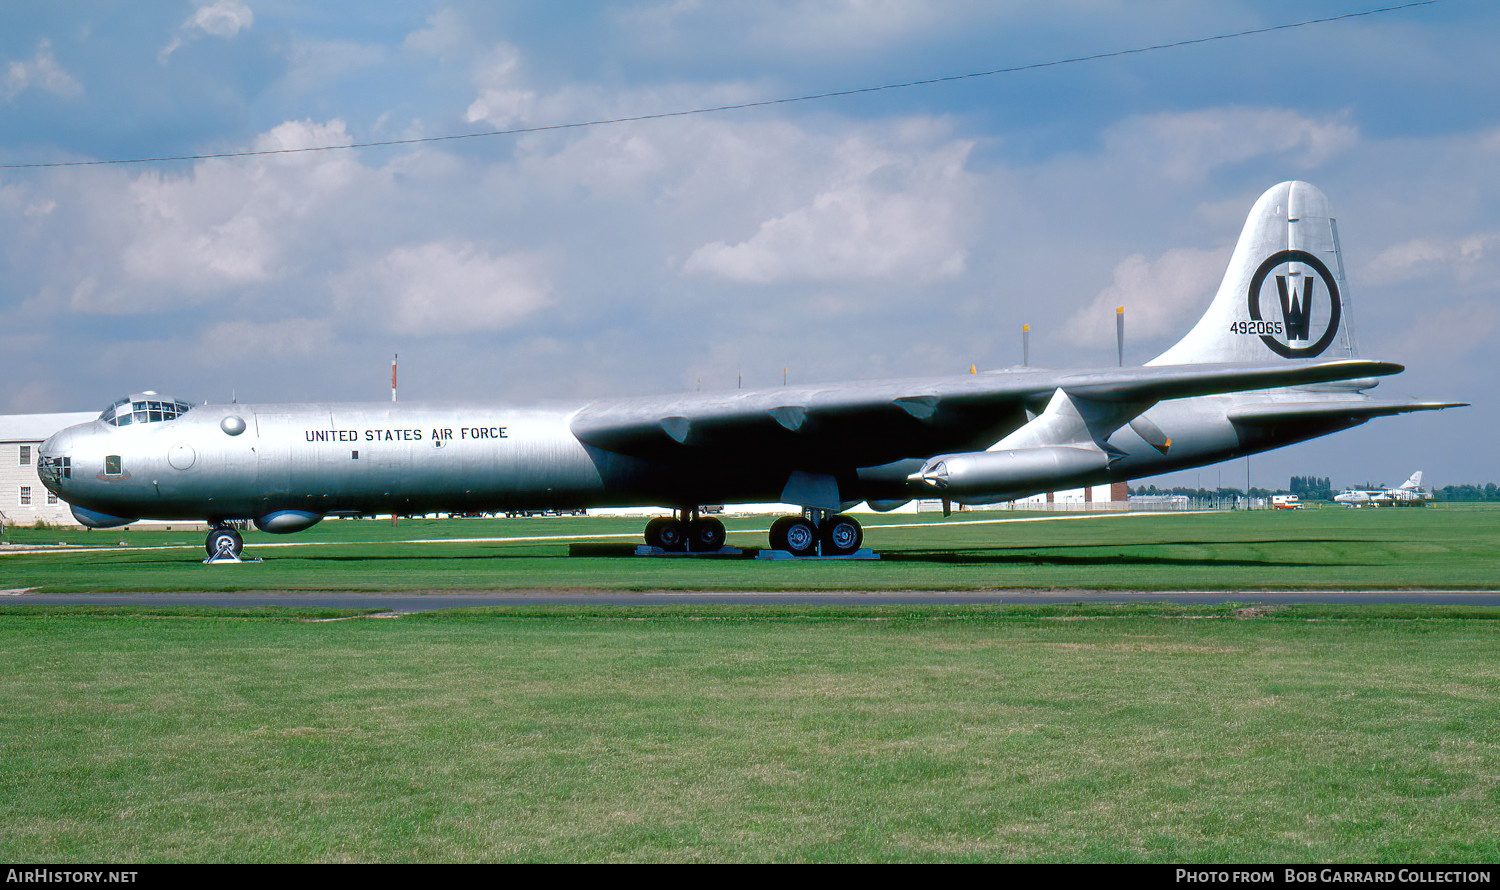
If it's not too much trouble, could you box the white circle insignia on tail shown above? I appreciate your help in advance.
[1246,249,1342,358]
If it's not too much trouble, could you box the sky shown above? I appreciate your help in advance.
[1,0,1495,492]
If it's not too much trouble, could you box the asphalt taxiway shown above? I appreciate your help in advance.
[9,589,1500,610]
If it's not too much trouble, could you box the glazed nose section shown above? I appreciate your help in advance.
[36,429,77,496]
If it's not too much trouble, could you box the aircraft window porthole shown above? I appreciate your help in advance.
[104,455,123,476]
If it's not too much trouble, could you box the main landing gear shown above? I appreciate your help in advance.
[768,510,864,557]
[637,508,864,556]
[642,508,727,553]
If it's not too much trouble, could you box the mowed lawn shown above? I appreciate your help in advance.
[0,605,1496,862]
[2,504,1499,591]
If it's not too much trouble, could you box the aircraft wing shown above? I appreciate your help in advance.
[571,358,1404,467]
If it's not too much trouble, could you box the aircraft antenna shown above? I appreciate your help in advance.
[1022,324,1030,366]
[392,354,398,402]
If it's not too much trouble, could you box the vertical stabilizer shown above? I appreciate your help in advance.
[1400,471,1423,491]
[1149,181,1356,365]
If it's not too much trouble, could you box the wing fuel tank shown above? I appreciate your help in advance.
[253,510,324,534]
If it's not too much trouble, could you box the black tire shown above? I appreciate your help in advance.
[770,516,818,556]
[645,517,687,551]
[205,528,243,559]
[821,515,863,555]
[687,517,726,552]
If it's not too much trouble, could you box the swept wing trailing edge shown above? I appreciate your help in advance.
[36,181,1465,558]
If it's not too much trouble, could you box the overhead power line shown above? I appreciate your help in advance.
[0,1,1439,171]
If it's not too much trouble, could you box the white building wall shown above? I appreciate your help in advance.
[0,442,77,528]
[0,412,98,530]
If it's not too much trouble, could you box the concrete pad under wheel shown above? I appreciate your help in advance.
[756,549,880,560]
[633,545,749,558]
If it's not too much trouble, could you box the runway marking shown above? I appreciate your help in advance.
[0,512,1217,557]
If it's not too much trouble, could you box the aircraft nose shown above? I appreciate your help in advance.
[36,429,77,495]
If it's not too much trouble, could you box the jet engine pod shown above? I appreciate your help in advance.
[71,505,138,529]
[253,510,324,534]
[911,445,1111,500]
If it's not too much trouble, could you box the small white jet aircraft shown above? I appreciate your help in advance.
[1334,472,1434,507]
[37,182,1463,559]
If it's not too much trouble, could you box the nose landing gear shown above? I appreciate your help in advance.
[203,523,259,564]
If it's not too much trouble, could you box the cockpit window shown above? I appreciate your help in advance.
[99,395,193,427]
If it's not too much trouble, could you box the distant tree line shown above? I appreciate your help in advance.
[1289,475,1335,502]
[1435,483,1500,502]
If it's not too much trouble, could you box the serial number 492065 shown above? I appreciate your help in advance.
[1230,320,1283,335]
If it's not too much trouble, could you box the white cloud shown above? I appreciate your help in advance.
[1103,108,1358,183]
[187,0,255,38]
[403,8,472,57]
[3,40,82,101]
[160,0,255,63]
[192,318,336,362]
[60,120,366,312]
[681,136,975,284]
[1365,232,1500,286]
[1064,246,1231,348]
[334,241,553,336]
[620,0,998,55]
[464,43,537,128]
[1390,300,1500,365]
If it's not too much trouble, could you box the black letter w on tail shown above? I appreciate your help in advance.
[1276,274,1314,340]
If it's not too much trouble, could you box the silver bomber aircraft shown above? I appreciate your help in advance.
[37,182,1463,559]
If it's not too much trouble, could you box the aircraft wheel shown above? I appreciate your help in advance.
[821,514,863,555]
[205,528,243,559]
[645,517,687,552]
[687,517,726,552]
[770,516,818,556]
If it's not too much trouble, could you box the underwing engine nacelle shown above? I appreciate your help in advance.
[911,445,1111,500]
[908,386,1142,503]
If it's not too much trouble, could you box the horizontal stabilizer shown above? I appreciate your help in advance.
[1228,400,1467,426]
[1059,359,1402,402]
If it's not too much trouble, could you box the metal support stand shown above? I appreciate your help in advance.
[202,550,262,565]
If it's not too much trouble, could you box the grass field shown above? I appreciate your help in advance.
[0,603,1496,862]
[4,508,1496,861]
[3,504,1498,592]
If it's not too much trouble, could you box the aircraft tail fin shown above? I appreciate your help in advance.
[1149,181,1357,366]
[1400,471,1424,491]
